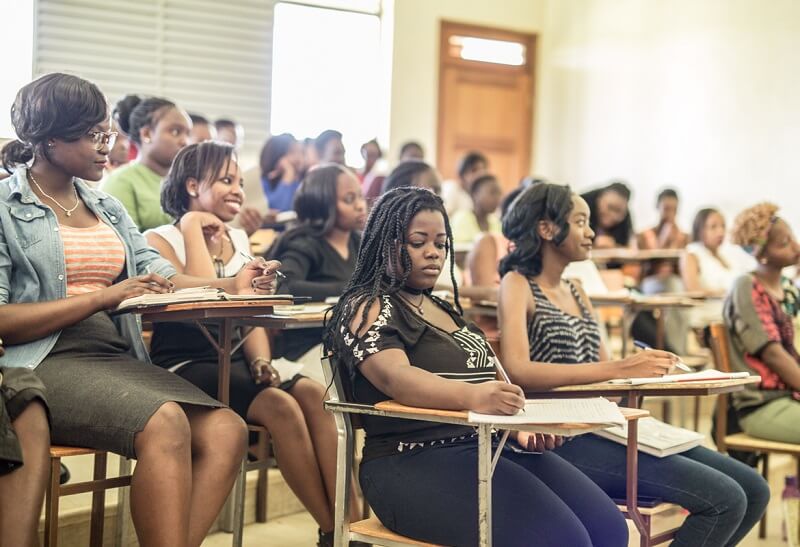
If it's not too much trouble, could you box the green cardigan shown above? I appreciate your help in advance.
[100,162,173,231]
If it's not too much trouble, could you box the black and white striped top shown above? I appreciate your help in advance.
[528,279,602,364]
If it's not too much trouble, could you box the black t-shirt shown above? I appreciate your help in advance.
[334,293,498,461]
[270,230,361,360]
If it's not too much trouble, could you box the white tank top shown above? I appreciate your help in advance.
[147,224,251,277]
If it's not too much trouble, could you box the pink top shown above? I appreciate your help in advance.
[60,221,126,297]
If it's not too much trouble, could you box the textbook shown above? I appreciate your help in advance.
[594,417,705,458]
[468,398,626,426]
[116,287,293,311]
[608,369,751,386]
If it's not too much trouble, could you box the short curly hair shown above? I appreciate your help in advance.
[730,202,779,256]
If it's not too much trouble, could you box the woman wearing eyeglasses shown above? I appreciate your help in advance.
[100,93,192,231]
[0,73,280,546]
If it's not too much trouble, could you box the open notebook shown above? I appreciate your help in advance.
[608,369,751,386]
[594,417,705,457]
[468,398,626,426]
[116,287,293,311]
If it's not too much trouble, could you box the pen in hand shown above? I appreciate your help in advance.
[633,340,691,372]
[239,251,286,280]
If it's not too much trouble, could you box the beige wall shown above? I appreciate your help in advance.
[534,0,800,231]
[387,0,545,169]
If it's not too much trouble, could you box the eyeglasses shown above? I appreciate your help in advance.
[87,130,119,151]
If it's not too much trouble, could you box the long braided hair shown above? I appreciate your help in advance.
[323,187,460,378]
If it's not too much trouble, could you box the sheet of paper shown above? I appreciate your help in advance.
[468,398,625,426]
[608,369,751,386]
[270,359,305,382]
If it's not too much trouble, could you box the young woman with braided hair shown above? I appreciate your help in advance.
[323,187,628,547]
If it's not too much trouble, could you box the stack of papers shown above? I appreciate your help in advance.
[595,417,705,457]
[608,369,751,385]
[468,398,625,426]
[116,287,292,311]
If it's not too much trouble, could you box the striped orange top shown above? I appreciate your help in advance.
[60,221,126,297]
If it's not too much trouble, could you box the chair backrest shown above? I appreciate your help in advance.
[707,322,732,450]
[321,352,363,428]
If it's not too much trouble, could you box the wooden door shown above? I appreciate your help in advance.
[437,21,536,193]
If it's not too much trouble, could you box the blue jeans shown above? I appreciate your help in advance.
[360,438,628,547]
[555,434,770,546]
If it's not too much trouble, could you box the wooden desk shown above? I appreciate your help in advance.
[527,376,761,410]
[590,248,685,264]
[132,299,293,405]
[325,399,648,546]
[589,294,701,354]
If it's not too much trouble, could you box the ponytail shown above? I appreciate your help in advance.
[1,140,34,173]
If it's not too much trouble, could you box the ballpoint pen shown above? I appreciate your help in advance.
[633,340,692,372]
[239,251,286,280]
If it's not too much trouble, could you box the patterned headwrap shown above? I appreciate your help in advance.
[730,202,779,257]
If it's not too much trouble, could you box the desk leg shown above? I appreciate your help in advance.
[626,419,649,546]
[217,318,233,405]
[478,424,492,547]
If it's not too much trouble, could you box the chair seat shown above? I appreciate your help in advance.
[50,445,101,458]
[617,502,681,517]
[725,433,800,455]
[350,517,442,546]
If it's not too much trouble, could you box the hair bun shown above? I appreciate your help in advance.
[113,94,142,136]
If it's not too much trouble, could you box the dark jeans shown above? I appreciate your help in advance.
[360,438,628,547]
[555,434,770,546]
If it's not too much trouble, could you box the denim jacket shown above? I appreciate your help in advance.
[0,166,176,369]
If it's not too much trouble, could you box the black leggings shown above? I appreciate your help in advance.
[360,439,629,547]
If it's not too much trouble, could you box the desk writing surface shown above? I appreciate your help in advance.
[589,249,684,263]
[137,299,294,321]
[373,400,648,425]
[531,376,761,397]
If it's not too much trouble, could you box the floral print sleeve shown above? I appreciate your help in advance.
[340,295,423,366]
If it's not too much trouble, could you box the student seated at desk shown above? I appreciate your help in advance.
[581,181,635,250]
[682,208,756,331]
[0,73,284,546]
[268,164,366,382]
[324,186,628,547]
[450,173,503,246]
[724,203,800,444]
[100,94,190,231]
[498,183,770,547]
[147,144,361,545]
[259,133,303,213]
[0,345,50,547]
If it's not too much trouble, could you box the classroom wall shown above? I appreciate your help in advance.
[533,0,800,232]
[386,0,546,169]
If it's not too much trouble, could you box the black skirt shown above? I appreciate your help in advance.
[36,313,223,459]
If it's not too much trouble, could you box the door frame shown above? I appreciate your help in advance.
[436,20,538,181]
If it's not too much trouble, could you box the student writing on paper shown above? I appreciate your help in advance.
[725,202,800,444]
[0,74,281,545]
[324,187,628,547]
[146,142,362,544]
[498,183,769,546]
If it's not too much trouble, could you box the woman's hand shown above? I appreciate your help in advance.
[250,358,281,387]
[614,350,677,379]
[467,381,525,415]
[180,211,228,241]
[234,259,281,295]
[98,274,174,309]
[515,431,564,452]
